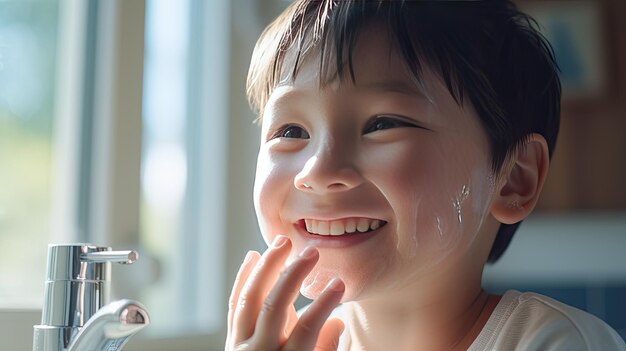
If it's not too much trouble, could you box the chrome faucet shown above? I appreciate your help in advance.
[33,244,150,351]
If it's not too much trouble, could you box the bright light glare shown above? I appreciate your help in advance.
[141,144,187,212]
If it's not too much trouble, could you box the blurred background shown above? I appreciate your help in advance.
[0,0,624,349]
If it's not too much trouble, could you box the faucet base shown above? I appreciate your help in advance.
[33,325,79,351]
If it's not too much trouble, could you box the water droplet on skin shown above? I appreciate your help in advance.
[453,185,471,224]
[436,217,443,238]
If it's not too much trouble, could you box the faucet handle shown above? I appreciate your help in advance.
[81,250,138,264]
[45,244,138,282]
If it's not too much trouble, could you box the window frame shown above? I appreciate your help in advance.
[0,0,90,348]
[1,0,267,348]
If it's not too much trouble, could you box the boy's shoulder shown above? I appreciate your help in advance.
[469,290,626,351]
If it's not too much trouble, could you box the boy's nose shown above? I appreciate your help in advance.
[293,142,363,194]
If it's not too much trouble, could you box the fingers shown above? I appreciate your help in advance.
[283,278,345,350]
[227,250,261,342]
[253,246,320,345]
[283,304,299,339]
[232,235,292,342]
[228,238,345,351]
[313,318,345,351]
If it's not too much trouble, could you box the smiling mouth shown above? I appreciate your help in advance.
[298,218,388,236]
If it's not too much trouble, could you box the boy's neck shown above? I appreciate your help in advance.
[346,289,501,351]
[344,261,500,351]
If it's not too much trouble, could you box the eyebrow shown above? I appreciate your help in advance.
[268,79,434,108]
[267,86,307,107]
[357,80,434,104]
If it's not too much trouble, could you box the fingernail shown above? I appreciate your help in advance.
[299,246,317,259]
[243,251,255,264]
[325,277,345,293]
[272,235,289,248]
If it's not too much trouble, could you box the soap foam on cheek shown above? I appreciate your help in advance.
[469,168,497,230]
[397,184,469,257]
[395,173,492,276]
[407,194,422,258]
[394,141,471,263]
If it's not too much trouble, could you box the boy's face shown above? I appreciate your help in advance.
[253,26,498,302]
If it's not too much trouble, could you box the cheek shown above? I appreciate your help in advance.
[253,152,292,243]
[366,138,495,267]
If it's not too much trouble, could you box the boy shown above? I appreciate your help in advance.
[226,1,626,350]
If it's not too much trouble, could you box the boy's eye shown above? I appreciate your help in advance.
[363,116,416,134]
[272,124,310,139]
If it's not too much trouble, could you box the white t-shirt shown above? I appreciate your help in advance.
[468,290,626,351]
[328,290,626,350]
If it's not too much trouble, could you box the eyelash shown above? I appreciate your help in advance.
[362,115,418,133]
[270,115,423,140]
[270,124,310,140]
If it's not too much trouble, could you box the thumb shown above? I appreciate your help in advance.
[313,318,345,351]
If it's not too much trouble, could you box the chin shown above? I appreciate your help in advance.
[299,264,370,302]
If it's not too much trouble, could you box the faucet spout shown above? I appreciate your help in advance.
[67,299,149,351]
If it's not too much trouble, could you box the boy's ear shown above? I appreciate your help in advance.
[491,133,550,225]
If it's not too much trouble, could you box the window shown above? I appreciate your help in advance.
[129,0,265,348]
[1,0,267,349]
[0,0,59,309]
[139,0,229,336]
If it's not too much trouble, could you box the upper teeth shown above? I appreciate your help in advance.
[304,218,384,236]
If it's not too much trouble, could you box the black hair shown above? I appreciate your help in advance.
[247,0,561,263]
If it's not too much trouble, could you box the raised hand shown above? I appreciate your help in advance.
[226,235,346,351]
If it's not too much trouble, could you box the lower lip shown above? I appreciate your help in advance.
[294,221,387,248]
